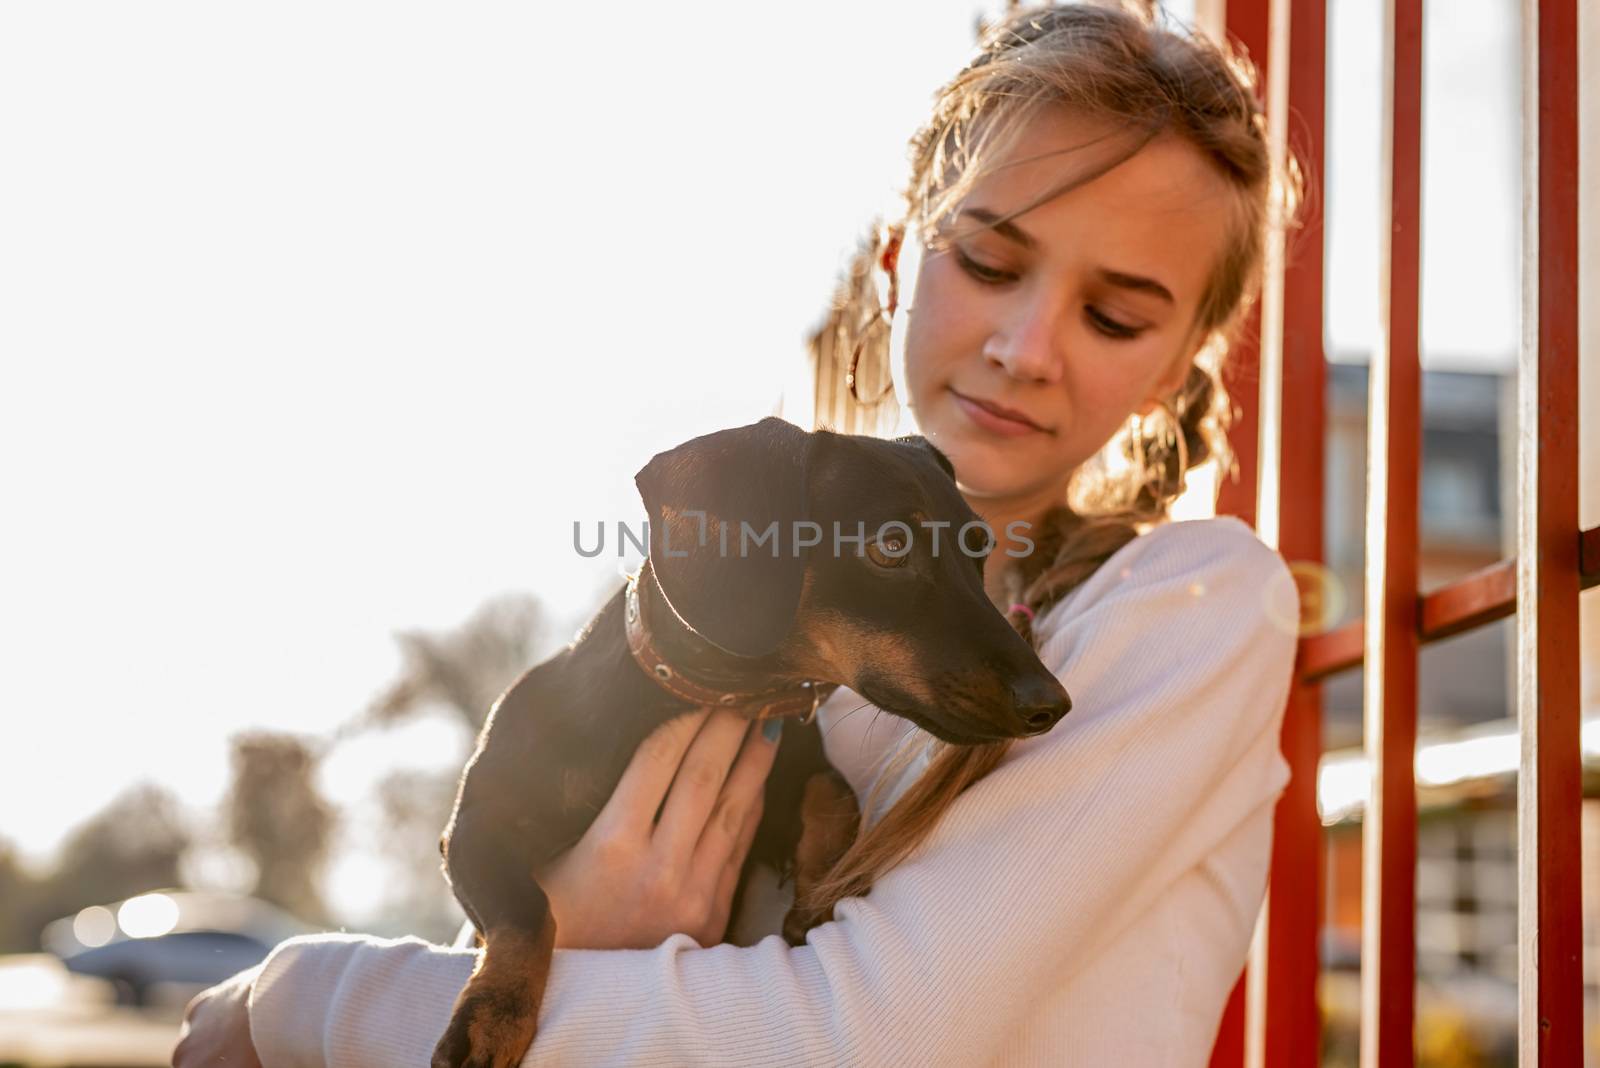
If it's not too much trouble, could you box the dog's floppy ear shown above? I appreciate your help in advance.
[894,434,957,482]
[635,416,816,658]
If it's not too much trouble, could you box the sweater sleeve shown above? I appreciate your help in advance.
[248,517,1299,1068]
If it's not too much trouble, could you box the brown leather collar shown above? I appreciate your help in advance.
[624,558,834,724]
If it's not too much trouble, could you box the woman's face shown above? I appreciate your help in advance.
[894,108,1234,510]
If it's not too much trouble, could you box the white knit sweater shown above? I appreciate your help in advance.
[247,515,1300,1067]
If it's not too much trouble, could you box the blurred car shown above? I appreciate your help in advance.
[40,889,311,1008]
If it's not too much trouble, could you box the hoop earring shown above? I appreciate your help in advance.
[846,317,896,405]
[1131,397,1189,498]
[1154,398,1188,478]
[847,228,904,406]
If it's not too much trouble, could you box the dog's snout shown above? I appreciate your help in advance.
[1010,674,1071,735]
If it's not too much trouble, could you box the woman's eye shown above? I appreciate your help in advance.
[953,248,1014,285]
[957,248,1144,342]
[864,535,910,569]
[1086,306,1143,340]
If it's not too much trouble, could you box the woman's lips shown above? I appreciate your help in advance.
[950,388,1048,437]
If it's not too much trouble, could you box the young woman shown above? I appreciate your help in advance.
[175,4,1304,1064]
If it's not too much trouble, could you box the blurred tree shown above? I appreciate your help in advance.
[225,733,334,924]
[365,594,545,732]
[368,768,465,943]
[2,783,194,950]
[329,591,553,938]
[0,840,44,952]
[47,783,191,911]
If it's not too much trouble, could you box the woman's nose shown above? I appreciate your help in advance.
[982,293,1064,383]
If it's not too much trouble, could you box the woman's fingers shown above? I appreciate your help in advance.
[690,718,780,893]
[712,771,767,926]
[171,967,263,1068]
[543,709,782,950]
[595,707,712,838]
[650,709,753,860]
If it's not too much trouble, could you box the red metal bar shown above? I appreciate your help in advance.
[1201,2,1330,1064]
[1516,0,1582,1061]
[1207,979,1246,1068]
[1250,0,1327,1064]
[1418,558,1519,640]
[1299,619,1364,682]
[1296,524,1598,681]
[1359,0,1422,1064]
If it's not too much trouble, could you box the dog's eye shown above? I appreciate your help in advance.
[865,533,910,568]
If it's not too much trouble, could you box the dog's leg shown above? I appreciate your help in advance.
[781,768,860,945]
[433,809,556,1068]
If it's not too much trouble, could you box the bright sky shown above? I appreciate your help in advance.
[0,1,1521,920]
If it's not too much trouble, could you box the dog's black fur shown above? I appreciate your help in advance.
[431,417,1072,1068]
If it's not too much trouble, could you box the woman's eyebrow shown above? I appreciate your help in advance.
[1096,269,1175,305]
[961,207,1038,251]
[958,207,1176,305]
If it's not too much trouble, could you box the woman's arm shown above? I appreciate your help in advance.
[248,518,1299,1068]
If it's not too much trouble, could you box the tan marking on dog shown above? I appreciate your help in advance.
[783,769,861,945]
[785,610,933,706]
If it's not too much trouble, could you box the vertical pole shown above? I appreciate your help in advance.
[1249,0,1328,1064]
[1359,0,1422,1065]
[1208,981,1246,1068]
[1515,0,1583,1061]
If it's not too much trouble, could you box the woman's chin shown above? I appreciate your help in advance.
[949,457,1047,501]
[930,433,1042,496]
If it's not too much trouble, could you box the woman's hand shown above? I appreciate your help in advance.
[170,963,262,1068]
[536,708,783,950]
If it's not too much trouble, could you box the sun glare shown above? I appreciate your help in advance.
[117,893,179,939]
[71,905,117,948]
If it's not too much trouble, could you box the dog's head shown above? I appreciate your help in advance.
[634,416,1070,743]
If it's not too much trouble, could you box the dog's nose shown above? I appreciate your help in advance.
[1010,675,1071,735]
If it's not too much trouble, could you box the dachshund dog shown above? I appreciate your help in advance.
[431,416,1072,1068]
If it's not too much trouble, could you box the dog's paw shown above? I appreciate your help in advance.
[431,995,536,1068]
[429,1018,476,1068]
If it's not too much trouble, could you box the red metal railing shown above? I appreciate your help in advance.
[1207,0,1327,1061]
[1205,0,1589,1064]
[1361,0,1423,1061]
[1515,0,1584,1062]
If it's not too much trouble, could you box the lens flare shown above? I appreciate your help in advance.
[72,904,116,948]
[1281,560,1346,637]
[117,893,179,939]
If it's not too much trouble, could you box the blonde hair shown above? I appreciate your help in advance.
[799,1,1302,920]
